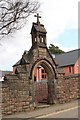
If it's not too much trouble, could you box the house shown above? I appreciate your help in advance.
[34,65,47,82]
[55,49,80,76]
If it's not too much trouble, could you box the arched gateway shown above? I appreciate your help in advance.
[13,13,58,105]
[2,13,79,115]
[27,13,58,104]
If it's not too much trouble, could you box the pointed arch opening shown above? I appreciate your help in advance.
[30,59,57,104]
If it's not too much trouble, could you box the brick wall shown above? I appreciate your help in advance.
[63,66,74,76]
[56,73,80,103]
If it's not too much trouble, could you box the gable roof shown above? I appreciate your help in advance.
[13,50,28,67]
[55,49,80,67]
[13,59,21,67]
[31,22,47,34]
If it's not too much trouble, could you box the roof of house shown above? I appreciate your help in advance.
[55,49,80,67]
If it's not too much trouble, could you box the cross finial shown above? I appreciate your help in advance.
[34,13,41,24]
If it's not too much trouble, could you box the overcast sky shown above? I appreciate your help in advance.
[0,0,79,71]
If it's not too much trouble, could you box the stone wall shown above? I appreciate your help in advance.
[56,73,80,103]
[1,73,35,115]
[1,72,80,116]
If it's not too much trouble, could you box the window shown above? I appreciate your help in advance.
[69,66,71,73]
[41,69,46,79]
[42,74,46,79]
[42,38,44,43]
[42,69,45,73]
[35,38,36,42]
[42,75,44,78]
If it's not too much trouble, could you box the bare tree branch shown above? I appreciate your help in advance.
[0,0,40,38]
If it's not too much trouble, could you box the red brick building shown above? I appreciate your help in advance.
[55,49,80,76]
[34,65,47,82]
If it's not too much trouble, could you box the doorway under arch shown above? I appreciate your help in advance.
[31,59,57,104]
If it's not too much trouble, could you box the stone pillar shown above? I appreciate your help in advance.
[47,79,57,104]
[29,77,36,108]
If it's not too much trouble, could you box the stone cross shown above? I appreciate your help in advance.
[34,13,41,24]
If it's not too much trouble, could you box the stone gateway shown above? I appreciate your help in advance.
[1,14,80,115]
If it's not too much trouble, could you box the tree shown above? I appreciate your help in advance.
[0,0,40,38]
[48,44,65,54]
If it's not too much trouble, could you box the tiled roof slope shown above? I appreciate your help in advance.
[54,49,80,67]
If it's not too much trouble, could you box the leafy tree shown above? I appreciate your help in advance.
[48,44,65,54]
[0,0,40,38]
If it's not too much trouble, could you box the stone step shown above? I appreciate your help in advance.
[37,104,50,108]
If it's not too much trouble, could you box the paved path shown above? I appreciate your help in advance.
[2,100,79,119]
[36,105,78,118]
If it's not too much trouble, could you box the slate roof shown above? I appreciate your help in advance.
[54,49,80,67]
[13,50,29,67]
[31,22,47,33]
[13,59,21,67]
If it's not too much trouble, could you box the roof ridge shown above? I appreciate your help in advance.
[54,48,80,56]
[65,48,80,53]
